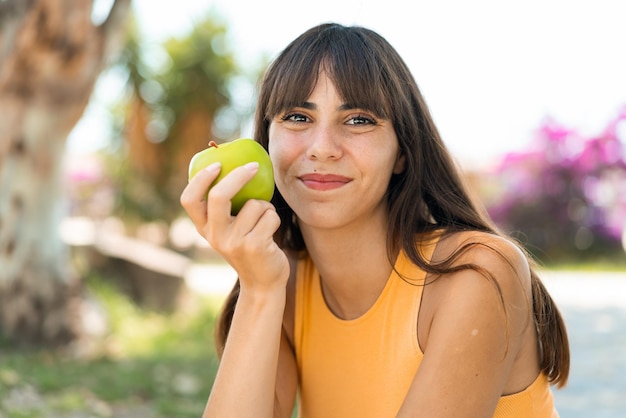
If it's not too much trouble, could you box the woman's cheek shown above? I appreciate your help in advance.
[268,139,289,189]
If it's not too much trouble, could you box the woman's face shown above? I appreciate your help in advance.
[268,72,405,232]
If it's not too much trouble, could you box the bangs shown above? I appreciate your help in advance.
[263,25,393,121]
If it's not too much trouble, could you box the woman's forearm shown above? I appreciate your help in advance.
[204,286,287,417]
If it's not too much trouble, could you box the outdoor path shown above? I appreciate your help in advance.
[541,270,626,418]
[185,265,626,418]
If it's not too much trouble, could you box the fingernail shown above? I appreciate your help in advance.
[244,162,259,172]
[204,162,221,172]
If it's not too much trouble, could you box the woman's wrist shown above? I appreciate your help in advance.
[237,283,287,311]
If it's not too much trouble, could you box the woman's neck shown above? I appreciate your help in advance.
[299,211,397,319]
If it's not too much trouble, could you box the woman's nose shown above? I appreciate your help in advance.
[306,124,342,161]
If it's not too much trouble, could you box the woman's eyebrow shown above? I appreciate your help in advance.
[298,101,316,110]
[293,102,365,112]
[338,103,359,111]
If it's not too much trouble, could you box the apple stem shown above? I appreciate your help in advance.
[208,140,219,148]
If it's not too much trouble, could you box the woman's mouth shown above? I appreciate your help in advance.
[299,173,352,191]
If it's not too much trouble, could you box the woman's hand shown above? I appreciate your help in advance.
[180,162,289,292]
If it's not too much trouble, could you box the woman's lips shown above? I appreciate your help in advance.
[299,173,352,191]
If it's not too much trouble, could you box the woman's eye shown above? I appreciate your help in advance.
[347,115,376,125]
[282,113,308,123]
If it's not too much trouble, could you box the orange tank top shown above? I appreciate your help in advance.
[294,239,559,417]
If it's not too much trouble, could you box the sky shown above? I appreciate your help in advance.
[69,0,626,167]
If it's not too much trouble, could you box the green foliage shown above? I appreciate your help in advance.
[160,19,236,119]
[106,12,257,224]
[0,273,224,417]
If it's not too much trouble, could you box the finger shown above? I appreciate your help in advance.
[221,203,283,276]
[206,162,260,219]
[181,162,221,205]
[231,199,279,238]
[245,205,281,241]
[180,162,221,225]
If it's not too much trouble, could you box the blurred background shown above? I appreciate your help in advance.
[0,0,624,416]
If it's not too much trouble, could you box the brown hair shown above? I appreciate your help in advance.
[215,23,569,387]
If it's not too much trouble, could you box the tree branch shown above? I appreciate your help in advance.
[98,0,132,61]
[0,0,37,64]
[0,0,36,26]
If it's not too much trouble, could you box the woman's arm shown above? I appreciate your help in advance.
[398,235,536,417]
[205,287,289,417]
[181,162,295,417]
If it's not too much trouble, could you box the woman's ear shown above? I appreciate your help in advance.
[393,153,406,174]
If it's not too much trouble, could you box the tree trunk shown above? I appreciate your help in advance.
[0,0,131,345]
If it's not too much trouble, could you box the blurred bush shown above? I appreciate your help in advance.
[486,107,626,265]
[103,14,264,226]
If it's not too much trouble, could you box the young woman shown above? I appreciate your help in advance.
[181,23,569,418]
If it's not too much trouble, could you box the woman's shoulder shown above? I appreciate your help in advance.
[434,230,531,280]
[418,229,535,354]
[425,229,534,313]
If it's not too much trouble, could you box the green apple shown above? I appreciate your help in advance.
[188,138,274,214]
